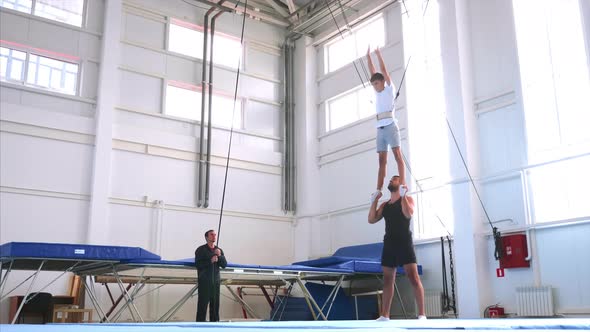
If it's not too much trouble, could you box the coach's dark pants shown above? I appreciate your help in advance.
[196,279,220,322]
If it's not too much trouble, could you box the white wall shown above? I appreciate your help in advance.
[294,0,590,318]
[0,0,290,323]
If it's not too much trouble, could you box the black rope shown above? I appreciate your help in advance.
[401,152,453,236]
[324,0,367,87]
[216,0,248,245]
[401,0,409,18]
[324,0,500,261]
[444,117,502,259]
[395,56,411,101]
[335,0,371,83]
[327,0,453,237]
[404,0,502,259]
[422,0,431,17]
[440,236,457,317]
[446,235,457,317]
[441,236,448,308]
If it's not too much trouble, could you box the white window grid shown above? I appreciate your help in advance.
[165,82,242,129]
[325,85,374,132]
[324,14,386,74]
[0,47,27,81]
[1,45,80,96]
[0,0,86,27]
[168,18,243,70]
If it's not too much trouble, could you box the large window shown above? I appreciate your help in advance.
[402,0,454,239]
[513,0,590,223]
[168,19,242,69]
[0,0,31,14]
[1,0,84,27]
[513,0,590,161]
[27,54,78,94]
[165,82,242,128]
[325,85,373,131]
[0,47,26,81]
[325,15,385,73]
[1,46,79,95]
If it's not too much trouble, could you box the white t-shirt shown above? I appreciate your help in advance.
[375,83,396,128]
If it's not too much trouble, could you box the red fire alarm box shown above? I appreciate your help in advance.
[500,234,530,269]
[488,306,505,318]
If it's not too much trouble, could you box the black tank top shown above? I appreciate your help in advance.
[382,198,412,243]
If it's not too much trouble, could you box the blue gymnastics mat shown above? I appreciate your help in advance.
[1,318,589,331]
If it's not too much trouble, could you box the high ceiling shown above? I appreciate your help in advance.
[191,0,386,35]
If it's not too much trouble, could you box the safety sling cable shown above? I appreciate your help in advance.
[440,236,457,317]
[205,0,249,321]
[327,0,502,257]
[323,0,369,86]
[446,235,457,317]
[412,0,502,259]
[324,0,452,236]
[217,0,248,245]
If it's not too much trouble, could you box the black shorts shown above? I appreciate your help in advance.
[381,240,417,268]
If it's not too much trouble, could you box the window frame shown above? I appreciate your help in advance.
[0,46,27,82]
[511,0,590,225]
[325,84,374,132]
[168,17,243,70]
[1,42,81,96]
[0,0,87,28]
[165,80,243,129]
[324,14,386,74]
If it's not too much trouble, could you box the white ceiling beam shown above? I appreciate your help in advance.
[283,0,297,13]
[199,0,290,27]
[263,0,290,17]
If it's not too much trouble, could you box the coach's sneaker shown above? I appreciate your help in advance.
[376,316,390,321]
[418,315,427,320]
[370,190,382,203]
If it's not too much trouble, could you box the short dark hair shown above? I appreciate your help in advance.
[370,73,384,83]
[204,229,215,239]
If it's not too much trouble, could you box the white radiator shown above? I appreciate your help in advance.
[516,286,554,317]
[424,291,443,317]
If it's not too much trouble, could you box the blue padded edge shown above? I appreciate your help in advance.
[293,242,423,275]
[0,242,160,261]
[333,243,383,261]
[125,258,354,273]
[292,256,355,267]
[272,264,353,273]
[353,261,423,275]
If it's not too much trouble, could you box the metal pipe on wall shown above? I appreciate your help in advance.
[198,5,217,207]
[289,39,296,212]
[282,39,291,212]
[282,35,297,213]
[204,4,226,208]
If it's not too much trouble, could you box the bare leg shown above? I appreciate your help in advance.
[403,263,425,316]
[381,266,396,318]
[393,147,406,185]
[377,151,388,190]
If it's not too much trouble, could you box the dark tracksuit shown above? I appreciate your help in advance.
[195,244,227,322]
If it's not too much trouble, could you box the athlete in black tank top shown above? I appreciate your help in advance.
[368,175,426,321]
[382,198,412,243]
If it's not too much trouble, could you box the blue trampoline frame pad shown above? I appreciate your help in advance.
[0,242,160,272]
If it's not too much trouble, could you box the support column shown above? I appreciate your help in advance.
[581,0,590,68]
[293,36,320,261]
[86,0,122,244]
[440,0,492,318]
